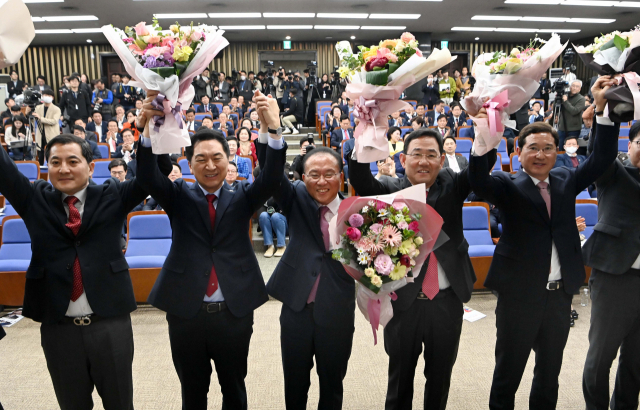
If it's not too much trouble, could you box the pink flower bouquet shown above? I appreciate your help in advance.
[329,184,444,344]
[102,17,229,154]
[462,34,567,155]
[336,33,453,163]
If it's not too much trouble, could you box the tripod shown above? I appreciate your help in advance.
[305,81,321,127]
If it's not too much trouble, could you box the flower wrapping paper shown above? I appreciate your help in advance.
[0,0,35,70]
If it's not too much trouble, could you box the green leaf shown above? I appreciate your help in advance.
[366,69,389,85]
[613,34,630,52]
[149,67,176,78]
[359,276,382,294]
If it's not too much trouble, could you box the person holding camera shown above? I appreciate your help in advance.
[557,80,586,147]
[280,72,302,110]
[33,88,61,164]
[92,79,115,122]
[291,136,314,180]
[115,74,137,112]
[59,75,92,127]
[281,88,304,135]
[5,114,33,160]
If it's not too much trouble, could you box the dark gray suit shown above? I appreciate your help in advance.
[443,155,468,171]
[217,81,230,103]
[582,159,640,410]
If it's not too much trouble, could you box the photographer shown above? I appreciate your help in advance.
[91,78,114,122]
[331,70,347,103]
[281,88,303,135]
[192,68,211,103]
[5,114,33,160]
[280,71,302,109]
[58,75,92,125]
[32,88,61,164]
[557,80,586,147]
[237,70,254,102]
[319,74,332,100]
[291,136,314,180]
[273,67,286,108]
[250,71,262,92]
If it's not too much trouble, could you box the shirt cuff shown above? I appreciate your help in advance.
[139,136,152,148]
[268,136,284,150]
[596,116,614,126]
[258,132,269,144]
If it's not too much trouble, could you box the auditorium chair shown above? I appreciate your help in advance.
[463,203,495,290]
[91,159,113,184]
[576,199,598,241]
[619,138,629,153]
[498,138,509,169]
[510,153,521,172]
[620,128,630,137]
[177,156,194,179]
[14,160,40,181]
[494,153,503,172]
[456,137,473,160]
[457,126,472,139]
[97,143,110,159]
[400,126,412,138]
[0,216,30,306]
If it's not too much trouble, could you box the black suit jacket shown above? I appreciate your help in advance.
[195,103,220,119]
[113,145,135,160]
[237,80,254,102]
[330,128,354,149]
[0,145,169,324]
[87,139,102,160]
[348,156,483,308]
[136,140,286,319]
[8,80,25,98]
[468,122,620,296]
[583,159,640,274]
[447,112,467,130]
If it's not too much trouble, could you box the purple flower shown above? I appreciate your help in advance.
[143,56,159,68]
[374,254,393,276]
[348,213,364,228]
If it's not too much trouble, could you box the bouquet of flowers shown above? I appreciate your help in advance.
[102,17,229,154]
[575,28,640,123]
[461,34,567,155]
[329,184,445,344]
[336,33,452,163]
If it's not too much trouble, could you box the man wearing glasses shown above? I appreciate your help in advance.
[347,128,491,409]
[468,76,620,410]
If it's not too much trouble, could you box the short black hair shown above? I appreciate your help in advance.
[186,108,196,115]
[45,134,94,163]
[411,117,424,126]
[436,99,445,106]
[171,161,180,171]
[416,103,425,109]
[629,122,640,142]
[95,78,104,85]
[126,109,137,118]
[9,69,17,75]
[185,128,230,162]
[37,75,46,81]
[236,127,251,139]
[532,101,542,108]
[92,111,102,117]
[121,74,131,80]
[437,114,448,121]
[450,103,461,110]
[228,162,238,171]
[248,71,255,75]
[387,126,401,140]
[403,129,444,155]
[301,146,343,173]
[4,97,14,104]
[109,158,127,172]
[108,119,119,126]
[564,135,579,144]
[226,136,239,144]
[115,104,124,111]
[68,76,80,82]
[289,88,298,96]
[42,88,55,97]
[121,128,134,138]
[300,136,310,146]
[443,135,457,145]
[202,116,213,122]
[72,125,85,134]
[201,95,209,100]
[518,122,559,149]
[340,114,350,122]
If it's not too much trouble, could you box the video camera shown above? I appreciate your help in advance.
[562,48,576,71]
[552,80,568,98]
[15,87,41,108]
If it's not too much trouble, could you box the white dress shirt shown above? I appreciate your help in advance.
[632,254,640,269]
[446,154,461,173]
[62,186,94,317]
[200,185,226,303]
[94,123,103,141]
[426,187,451,289]
[186,121,195,132]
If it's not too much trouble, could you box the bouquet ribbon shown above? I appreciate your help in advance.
[367,299,381,345]
[483,90,510,137]
[151,93,184,133]
[353,96,381,125]
[621,72,640,121]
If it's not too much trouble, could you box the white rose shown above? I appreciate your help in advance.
[394,41,406,53]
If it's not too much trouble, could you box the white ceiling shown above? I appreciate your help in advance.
[24,0,640,46]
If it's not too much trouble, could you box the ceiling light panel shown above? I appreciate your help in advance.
[154,13,208,19]
[23,0,64,3]
[263,13,315,18]
[475,15,614,23]
[562,0,618,5]
[495,27,538,32]
[31,17,45,22]
[314,25,360,29]
[209,13,261,18]
[219,25,265,30]
[42,15,98,21]
[35,29,73,33]
[505,0,562,3]
[71,28,104,33]
[360,26,407,30]
[451,27,496,31]
[369,14,421,19]
[316,13,369,18]
[472,15,522,20]
[266,25,313,29]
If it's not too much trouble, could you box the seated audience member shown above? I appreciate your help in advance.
[121,109,140,140]
[291,136,313,180]
[427,99,446,125]
[200,116,214,130]
[402,104,417,123]
[259,197,288,258]
[224,162,241,189]
[330,115,354,149]
[528,101,544,124]
[86,111,108,141]
[237,127,258,165]
[222,105,239,128]
[226,136,252,180]
[388,111,408,128]
[72,125,102,159]
[325,106,343,133]
[195,95,219,118]
[143,161,183,211]
[416,104,432,126]
[114,105,126,130]
[104,119,123,152]
[113,129,136,163]
[1,97,14,120]
[375,156,397,180]
[185,109,199,132]
[238,118,254,134]
[555,135,586,168]
[108,158,127,182]
[388,126,404,156]
[135,98,143,116]
[214,113,234,134]
[411,116,425,131]
[447,103,467,132]
[435,114,451,138]
[5,115,33,160]
[74,118,98,143]
[249,110,261,129]
[442,135,468,173]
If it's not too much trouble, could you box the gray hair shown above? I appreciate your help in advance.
[571,80,583,88]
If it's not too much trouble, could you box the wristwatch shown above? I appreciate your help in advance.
[268,127,283,136]
[595,110,604,117]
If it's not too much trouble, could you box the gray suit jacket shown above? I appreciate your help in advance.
[217,81,230,103]
[582,159,640,274]
[443,155,468,171]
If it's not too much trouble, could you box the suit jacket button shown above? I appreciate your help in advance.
[312,271,318,277]
[76,241,81,247]
[212,248,216,253]
[66,264,71,270]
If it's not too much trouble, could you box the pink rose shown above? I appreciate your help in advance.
[408,221,420,233]
[128,43,145,56]
[374,254,394,276]
[190,30,203,41]
[377,47,398,63]
[134,22,150,37]
[145,47,164,58]
[416,49,423,58]
[399,254,412,268]
[346,227,362,242]
[161,37,174,48]
[376,201,387,211]
[397,220,409,230]
[348,213,364,228]
[392,202,407,211]
[401,32,416,43]
[370,223,383,234]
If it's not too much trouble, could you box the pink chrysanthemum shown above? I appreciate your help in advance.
[381,225,402,247]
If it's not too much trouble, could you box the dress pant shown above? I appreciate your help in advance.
[280,303,354,410]
[489,288,572,410]
[583,269,640,410]
[384,288,463,410]
[167,306,253,410]
[40,314,134,410]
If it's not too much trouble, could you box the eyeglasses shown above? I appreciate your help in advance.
[406,153,440,161]
[227,170,238,175]
[304,172,339,181]
[525,146,556,155]
[111,171,125,176]
[631,140,640,148]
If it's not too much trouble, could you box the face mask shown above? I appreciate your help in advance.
[240,76,246,81]
[42,96,53,104]
[427,78,433,83]
[565,147,578,154]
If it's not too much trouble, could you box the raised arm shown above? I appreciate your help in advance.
[346,147,393,196]
[0,142,35,214]
[467,149,506,206]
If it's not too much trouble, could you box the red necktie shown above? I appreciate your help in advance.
[422,191,439,299]
[205,194,219,297]
[64,196,84,302]
[205,105,208,112]
[307,206,330,303]
[343,129,349,140]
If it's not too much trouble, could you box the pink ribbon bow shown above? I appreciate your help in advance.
[483,90,511,137]
[151,93,184,133]
[353,96,381,126]
[621,72,640,121]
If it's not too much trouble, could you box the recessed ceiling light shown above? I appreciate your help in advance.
[326,36,333,39]
[475,37,480,40]
[154,13,208,19]
[472,15,522,20]
[360,26,407,30]
[495,27,538,32]
[42,15,98,21]
[208,13,261,18]
[505,0,561,3]
[35,29,73,34]
[369,14,421,19]
[263,13,315,18]
[267,25,313,29]
[31,17,45,22]
[72,28,104,33]
[451,27,496,31]
[218,25,265,30]
[351,35,356,39]
[285,35,291,39]
[314,25,360,29]
[317,13,369,18]
[86,39,92,43]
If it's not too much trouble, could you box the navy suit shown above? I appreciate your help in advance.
[446,112,467,130]
[468,121,620,409]
[195,103,220,119]
[87,139,103,160]
[388,117,408,128]
[136,139,286,409]
[330,128,353,149]
[213,121,235,134]
[86,121,108,137]
[554,153,586,168]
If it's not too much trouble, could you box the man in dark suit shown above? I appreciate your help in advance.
[217,72,231,103]
[582,122,640,410]
[185,109,200,133]
[236,70,254,102]
[446,103,468,132]
[7,70,25,99]
[72,125,103,159]
[554,135,586,168]
[330,115,353,150]
[195,95,220,119]
[348,128,485,410]
[421,74,440,109]
[388,111,408,128]
[0,131,170,410]
[468,76,619,410]
[136,89,286,409]
[426,99,446,127]
[442,135,468,172]
[86,111,109,142]
[259,138,355,409]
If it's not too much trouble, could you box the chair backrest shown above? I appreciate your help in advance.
[619,128,630,137]
[0,216,32,261]
[2,205,18,219]
[370,161,378,175]
[178,156,193,177]
[619,138,629,153]
[15,161,40,181]
[576,190,591,199]
[466,118,473,126]
[400,126,412,138]
[319,107,331,125]
[229,113,239,123]
[455,137,473,154]
[97,143,110,159]
[494,153,503,172]
[443,105,451,114]
[497,138,508,155]
[462,205,493,246]
[510,153,521,171]
[195,113,211,121]
[125,212,172,257]
[575,201,598,240]
[92,159,112,179]
[403,100,417,109]
[212,103,223,113]
[457,126,472,139]
[316,100,332,113]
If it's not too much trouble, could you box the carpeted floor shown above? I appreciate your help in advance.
[0,292,617,409]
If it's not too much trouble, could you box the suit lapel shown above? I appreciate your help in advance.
[548,173,563,223]
[76,183,102,237]
[44,189,74,239]
[191,182,213,236]
[426,178,441,208]
[214,183,235,236]
[513,171,550,224]
[301,186,327,250]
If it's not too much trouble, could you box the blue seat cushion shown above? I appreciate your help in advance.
[125,256,167,269]
[0,260,31,271]
[468,245,496,257]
